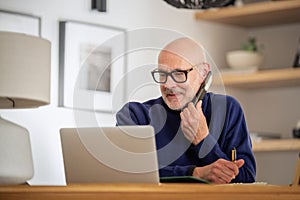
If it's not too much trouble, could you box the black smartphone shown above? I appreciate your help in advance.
[191,71,212,106]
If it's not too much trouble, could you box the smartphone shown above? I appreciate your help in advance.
[191,71,212,106]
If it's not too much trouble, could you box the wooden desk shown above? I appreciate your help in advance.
[0,184,299,200]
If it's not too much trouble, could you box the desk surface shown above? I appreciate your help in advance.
[0,184,299,200]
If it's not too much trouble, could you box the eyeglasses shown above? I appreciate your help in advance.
[151,66,195,84]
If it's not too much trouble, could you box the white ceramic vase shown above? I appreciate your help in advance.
[226,50,264,70]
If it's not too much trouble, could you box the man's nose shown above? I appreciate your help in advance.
[163,75,177,88]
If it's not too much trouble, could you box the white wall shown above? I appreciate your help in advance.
[0,0,299,185]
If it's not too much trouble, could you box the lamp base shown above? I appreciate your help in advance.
[0,116,34,184]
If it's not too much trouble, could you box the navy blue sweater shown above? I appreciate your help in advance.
[116,93,256,183]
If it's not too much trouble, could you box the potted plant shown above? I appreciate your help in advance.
[226,37,264,70]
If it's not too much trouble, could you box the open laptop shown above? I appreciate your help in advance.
[60,126,160,184]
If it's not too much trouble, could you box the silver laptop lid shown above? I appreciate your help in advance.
[60,125,159,184]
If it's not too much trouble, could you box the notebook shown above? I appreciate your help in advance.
[60,126,160,184]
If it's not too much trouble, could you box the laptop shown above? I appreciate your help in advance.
[60,125,160,184]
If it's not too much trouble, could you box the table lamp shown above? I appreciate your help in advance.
[0,31,51,184]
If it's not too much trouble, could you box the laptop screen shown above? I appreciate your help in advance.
[60,125,159,184]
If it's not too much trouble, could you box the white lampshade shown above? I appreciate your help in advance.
[0,31,51,185]
[0,31,51,108]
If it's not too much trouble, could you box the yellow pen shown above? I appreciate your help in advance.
[232,147,236,163]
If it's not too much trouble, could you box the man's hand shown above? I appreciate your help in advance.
[180,101,208,145]
[193,158,245,184]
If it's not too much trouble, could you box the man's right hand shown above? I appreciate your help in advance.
[180,101,209,145]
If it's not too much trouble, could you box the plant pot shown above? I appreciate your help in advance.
[226,50,264,70]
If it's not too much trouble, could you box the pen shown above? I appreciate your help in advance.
[232,147,236,163]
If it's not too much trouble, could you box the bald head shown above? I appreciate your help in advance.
[158,37,206,67]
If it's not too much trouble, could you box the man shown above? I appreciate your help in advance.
[116,37,256,184]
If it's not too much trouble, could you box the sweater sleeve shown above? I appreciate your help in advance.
[191,96,256,183]
[223,97,256,183]
[159,165,196,177]
[116,102,149,126]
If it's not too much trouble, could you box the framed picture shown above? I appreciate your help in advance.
[59,20,127,113]
[0,9,41,36]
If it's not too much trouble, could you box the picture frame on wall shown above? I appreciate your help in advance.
[0,9,41,36]
[59,20,127,113]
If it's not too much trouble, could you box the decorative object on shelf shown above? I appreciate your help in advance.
[0,31,51,185]
[59,20,126,113]
[92,0,106,12]
[293,37,300,68]
[163,0,235,9]
[293,120,300,138]
[241,36,258,51]
[250,131,281,143]
[226,37,264,70]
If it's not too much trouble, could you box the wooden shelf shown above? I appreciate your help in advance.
[218,67,300,89]
[195,0,300,28]
[252,139,300,152]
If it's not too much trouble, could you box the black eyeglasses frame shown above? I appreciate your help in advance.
[151,66,196,84]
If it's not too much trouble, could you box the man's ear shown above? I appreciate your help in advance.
[199,63,210,79]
